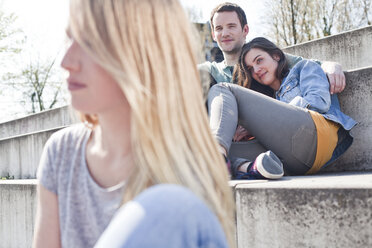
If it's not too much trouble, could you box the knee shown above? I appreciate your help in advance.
[134,184,205,212]
[208,83,234,102]
[120,184,227,247]
[209,82,230,94]
[132,184,220,231]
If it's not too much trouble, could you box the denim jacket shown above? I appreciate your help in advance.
[276,59,356,131]
[276,60,357,166]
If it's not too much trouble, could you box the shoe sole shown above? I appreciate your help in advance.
[256,151,284,179]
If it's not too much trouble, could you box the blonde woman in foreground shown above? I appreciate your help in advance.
[32,0,235,247]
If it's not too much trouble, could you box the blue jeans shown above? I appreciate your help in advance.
[94,184,228,248]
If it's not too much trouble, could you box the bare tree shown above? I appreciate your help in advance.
[356,0,372,25]
[3,57,66,113]
[265,0,372,47]
[314,0,338,37]
[265,0,317,46]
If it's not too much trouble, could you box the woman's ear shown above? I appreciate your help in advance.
[273,54,280,62]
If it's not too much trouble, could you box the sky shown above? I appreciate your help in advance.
[0,0,268,123]
[2,0,69,61]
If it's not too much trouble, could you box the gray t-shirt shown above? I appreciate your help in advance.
[37,124,125,248]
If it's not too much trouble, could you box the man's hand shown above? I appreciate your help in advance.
[233,125,251,142]
[321,62,346,94]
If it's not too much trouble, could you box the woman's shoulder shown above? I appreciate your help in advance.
[45,123,91,153]
[288,59,324,78]
[38,123,91,192]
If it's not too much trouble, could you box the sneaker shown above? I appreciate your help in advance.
[235,150,284,180]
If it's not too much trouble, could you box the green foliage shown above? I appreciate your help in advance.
[1,173,14,180]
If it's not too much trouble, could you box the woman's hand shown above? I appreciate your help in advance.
[233,125,253,142]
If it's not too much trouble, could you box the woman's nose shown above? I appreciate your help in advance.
[61,41,80,72]
[253,65,261,74]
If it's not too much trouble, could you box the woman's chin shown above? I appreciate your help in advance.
[71,100,96,114]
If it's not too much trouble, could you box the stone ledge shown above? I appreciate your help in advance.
[0,181,37,248]
[0,106,76,139]
[0,179,38,185]
[233,172,372,248]
[0,128,65,179]
[230,171,372,189]
[283,25,372,70]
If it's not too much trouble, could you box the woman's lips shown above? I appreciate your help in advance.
[258,72,267,81]
[68,81,86,91]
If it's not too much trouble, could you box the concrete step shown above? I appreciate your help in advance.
[0,180,37,248]
[0,127,66,179]
[231,172,372,248]
[2,174,371,248]
[283,25,372,70]
[323,66,372,172]
[0,106,76,139]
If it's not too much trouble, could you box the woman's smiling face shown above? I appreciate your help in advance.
[244,48,281,91]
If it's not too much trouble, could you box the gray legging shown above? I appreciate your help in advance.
[208,83,318,175]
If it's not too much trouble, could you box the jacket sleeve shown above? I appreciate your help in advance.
[288,60,331,113]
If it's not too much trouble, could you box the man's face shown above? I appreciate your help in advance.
[212,11,248,55]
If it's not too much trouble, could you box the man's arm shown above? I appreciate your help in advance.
[285,53,346,94]
[198,62,216,101]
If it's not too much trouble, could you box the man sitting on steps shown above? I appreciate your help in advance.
[199,2,348,175]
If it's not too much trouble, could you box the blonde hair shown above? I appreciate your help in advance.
[68,0,235,246]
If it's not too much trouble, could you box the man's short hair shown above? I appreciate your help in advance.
[209,2,247,30]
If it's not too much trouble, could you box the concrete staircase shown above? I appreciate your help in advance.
[0,106,75,179]
[0,106,76,247]
[0,26,371,247]
[231,25,372,248]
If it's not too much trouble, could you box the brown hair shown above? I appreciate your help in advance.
[210,2,247,30]
[234,37,289,88]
